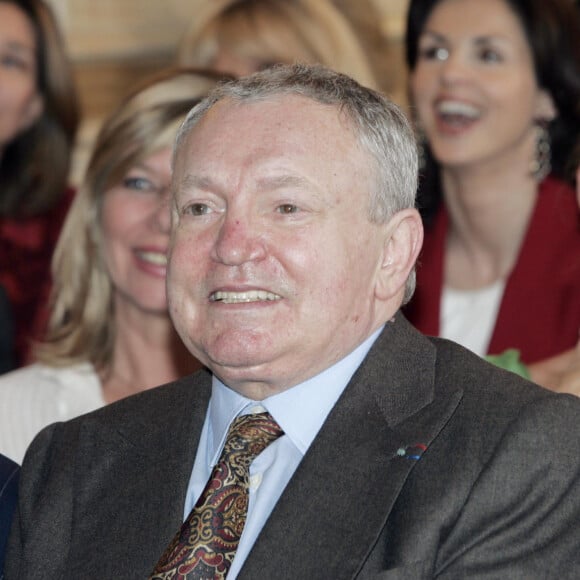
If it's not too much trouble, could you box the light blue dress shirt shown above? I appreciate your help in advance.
[184,326,383,578]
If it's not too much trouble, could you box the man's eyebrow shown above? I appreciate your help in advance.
[255,174,312,192]
[175,173,313,193]
[175,174,214,193]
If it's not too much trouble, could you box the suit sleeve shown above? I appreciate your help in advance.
[436,392,580,578]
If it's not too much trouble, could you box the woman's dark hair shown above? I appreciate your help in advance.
[0,0,80,217]
[405,0,580,223]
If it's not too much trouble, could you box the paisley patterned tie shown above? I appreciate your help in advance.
[149,412,284,579]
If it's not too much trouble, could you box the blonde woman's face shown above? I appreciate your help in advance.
[0,2,43,154]
[101,147,173,317]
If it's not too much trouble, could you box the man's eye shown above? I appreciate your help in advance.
[186,203,210,216]
[277,204,299,214]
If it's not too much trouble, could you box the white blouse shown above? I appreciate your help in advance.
[0,363,104,463]
[441,279,506,357]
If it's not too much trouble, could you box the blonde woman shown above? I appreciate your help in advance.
[0,68,226,463]
[176,0,388,92]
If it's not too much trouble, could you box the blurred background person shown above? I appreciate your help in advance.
[0,68,225,463]
[0,0,79,368]
[403,0,580,385]
[176,0,389,93]
[529,141,580,395]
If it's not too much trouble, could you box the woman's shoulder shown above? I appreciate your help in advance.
[0,363,103,464]
[539,175,576,203]
[0,362,100,397]
[531,176,579,243]
[0,363,55,389]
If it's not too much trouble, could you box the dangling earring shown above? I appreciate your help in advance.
[530,122,551,182]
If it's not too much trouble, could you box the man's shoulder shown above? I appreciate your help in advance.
[431,335,548,395]
[21,368,211,456]
[19,369,212,480]
[72,367,212,428]
[367,315,556,408]
[428,335,580,428]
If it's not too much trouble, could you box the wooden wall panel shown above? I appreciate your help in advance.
[47,0,409,60]
[44,0,410,182]
[46,0,195,59]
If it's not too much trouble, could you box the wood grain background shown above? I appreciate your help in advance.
[44,0,410,182]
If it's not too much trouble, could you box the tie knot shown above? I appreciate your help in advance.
[149,411,283,579]
[221,411,284,466]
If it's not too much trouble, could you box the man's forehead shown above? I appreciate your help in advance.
[172,93,367,192]
[179,97,358,164]
[192,93,349,136]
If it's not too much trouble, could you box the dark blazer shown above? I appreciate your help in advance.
[0,454,19,580]
[0,286,14,375]
[6,316,580,578]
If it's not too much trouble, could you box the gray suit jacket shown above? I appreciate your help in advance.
[6,316,580,578]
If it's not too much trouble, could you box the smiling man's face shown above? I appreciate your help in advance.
[168,95,391,399]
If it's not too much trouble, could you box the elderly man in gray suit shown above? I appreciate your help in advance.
[6,64,580,579]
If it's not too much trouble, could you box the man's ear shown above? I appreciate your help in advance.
[375,208,423,302]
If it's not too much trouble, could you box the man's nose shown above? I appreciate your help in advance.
[212,213,267,266]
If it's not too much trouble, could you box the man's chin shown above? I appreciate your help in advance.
[210,362,288,400]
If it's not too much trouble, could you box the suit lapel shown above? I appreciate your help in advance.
[240,316,463,579]
[67,371,212,576]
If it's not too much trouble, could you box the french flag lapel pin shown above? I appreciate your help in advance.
[395,442,428,461]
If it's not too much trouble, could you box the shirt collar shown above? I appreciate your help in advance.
[208,326,383,462]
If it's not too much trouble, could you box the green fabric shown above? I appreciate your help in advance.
[486,349,530,380]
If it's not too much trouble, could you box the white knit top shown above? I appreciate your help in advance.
[0,363,104,463]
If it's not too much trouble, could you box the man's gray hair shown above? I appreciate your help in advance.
[174,63,419,303]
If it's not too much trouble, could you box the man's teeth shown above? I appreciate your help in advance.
[437,101,480,119]
[210,290,282,304]
[138,251,167,266]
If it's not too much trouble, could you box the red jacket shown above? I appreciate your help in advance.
[0,188,74,367]
[405,177,580,364]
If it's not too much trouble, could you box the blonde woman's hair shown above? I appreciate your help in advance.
[177,0,383,91]
[35,68,227,370]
